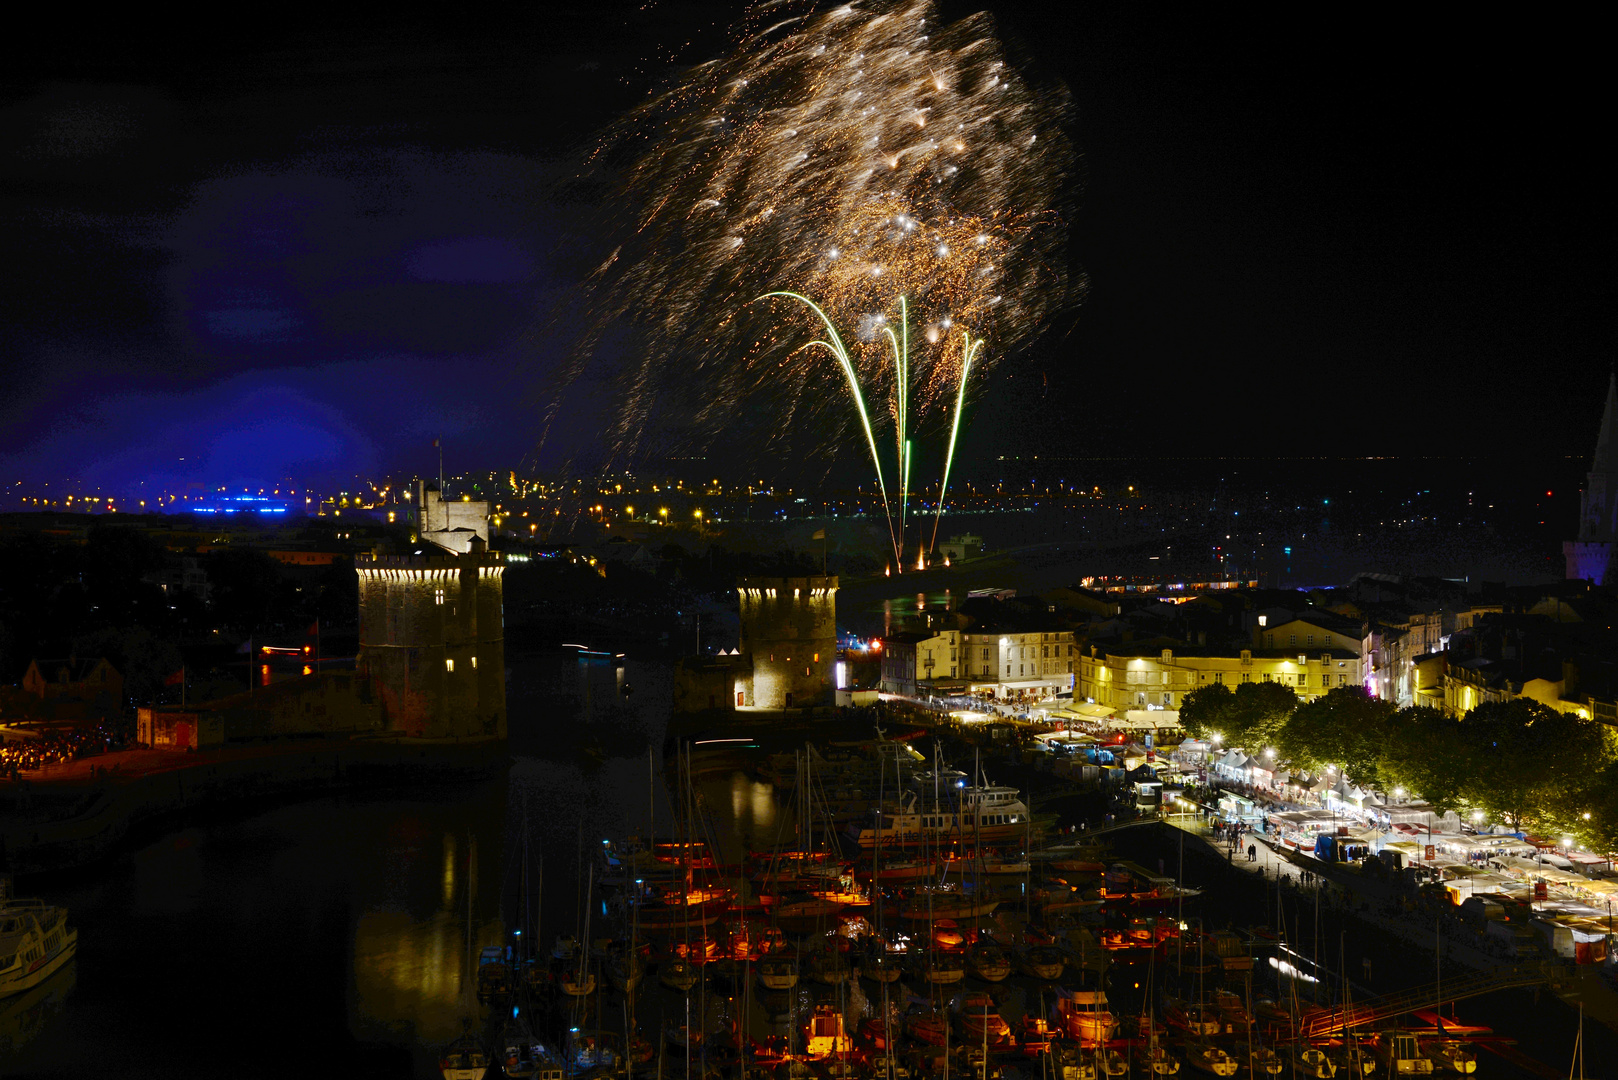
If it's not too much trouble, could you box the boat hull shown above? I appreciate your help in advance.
[0,929,77,999]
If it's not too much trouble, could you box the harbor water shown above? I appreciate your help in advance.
[5,651,1611,1076]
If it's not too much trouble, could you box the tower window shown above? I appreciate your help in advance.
[435,589,445,606]
[813,652,819,663]
[446,658,454,672]
[471,656,477,669]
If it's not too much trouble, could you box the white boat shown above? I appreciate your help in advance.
[0,877,78,999]
[845,785,1034,849]
[440,1029,489,1080]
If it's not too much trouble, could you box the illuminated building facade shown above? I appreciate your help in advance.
[961,630,1076,701]
[1078,644,1358,713]
[416,480,490,555]
[1566,372,1618,582]
[878,630,961,696]
[734,576,837,709]
[355,536,506,738]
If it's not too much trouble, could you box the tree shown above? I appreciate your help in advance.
[1178,682,1233,741]
[1178,680,1297,751]
[1382,699,1618,834]
[1573,759,1618,852]
[1380,706,1469,815]
[1276,686,1396,786]
[1456,699,1617,834]
[1225,681,1299,750]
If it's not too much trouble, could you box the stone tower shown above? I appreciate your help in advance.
[735,576,837,709]
[1566,372,1618,582]
[355,537,507,738]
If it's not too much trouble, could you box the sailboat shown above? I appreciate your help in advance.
[441,1020,491,1080]
[499,1011,548,1079]
[1181,1042,1237,1076]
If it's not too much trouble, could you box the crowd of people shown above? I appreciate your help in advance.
[0,718,129,780]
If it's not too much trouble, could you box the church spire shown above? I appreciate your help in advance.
[1593,369,1618,474]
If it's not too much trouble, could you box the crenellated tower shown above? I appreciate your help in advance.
[355,536,506,738]
[735,576,837,709]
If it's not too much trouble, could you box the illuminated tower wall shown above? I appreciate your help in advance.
[355,541,506,738]
[736,576,837,709]
[1567,372,1618,582]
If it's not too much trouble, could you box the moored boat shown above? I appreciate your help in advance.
[957,992,1014,1049]
[659,957,699,993]
[1421,1039,1475,1074]
[1182,1042,1237,1076]
[1373,1032,1432,1075]
[758,954,799,990]
[966,940,1012,982]
[476,946,511,1003]
[1291,1045,1337,1078]
[440,1025,489,1080]
[1054,988,1117,1045]
[1246,1046,1284,1076]
[1016,944,1067,981]
[0,878,77,1000]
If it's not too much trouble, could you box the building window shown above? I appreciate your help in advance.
[471,656,477,669]
[435,589,445,606]
[1339,674,1348,685]
[1263,672,1272,681]
[983,648,991,661]
[813,652,819,663]
[1214,672,1224,684]
[1042,645,1049,658]
[1306,635,1314,646]
[446,658,454,672]
[1242,673,1252,683]
[1289,634,1297,646]
[1321,634,1332,647]
[1265,633,1274,646]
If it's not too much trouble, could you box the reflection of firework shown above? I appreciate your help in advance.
[548,0,1076,472]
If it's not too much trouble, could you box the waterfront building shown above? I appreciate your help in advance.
[1565,371,1618,581]
[733,576,837,709]
[959,629,1076,701]
[354,525,507,739]
[877,630,962,696]
[137,674,382,749]
[936,533,985,562]
[1077,643,1359,715]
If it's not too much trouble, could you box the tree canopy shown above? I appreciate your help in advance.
[1179,680,1297,750]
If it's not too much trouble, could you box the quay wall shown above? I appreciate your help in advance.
[0,737,506,876]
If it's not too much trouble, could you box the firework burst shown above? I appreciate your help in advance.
[547,0,1076,503]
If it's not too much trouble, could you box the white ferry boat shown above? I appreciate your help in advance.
[844,785,1032,849]
[0,876,78,998]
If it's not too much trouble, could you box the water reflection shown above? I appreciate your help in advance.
[0,960,75,1055]
[719,770,785,860]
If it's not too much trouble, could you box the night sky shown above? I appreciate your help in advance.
[2,3,1612,492]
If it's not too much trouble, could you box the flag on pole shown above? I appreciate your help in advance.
[164,668,185,686]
